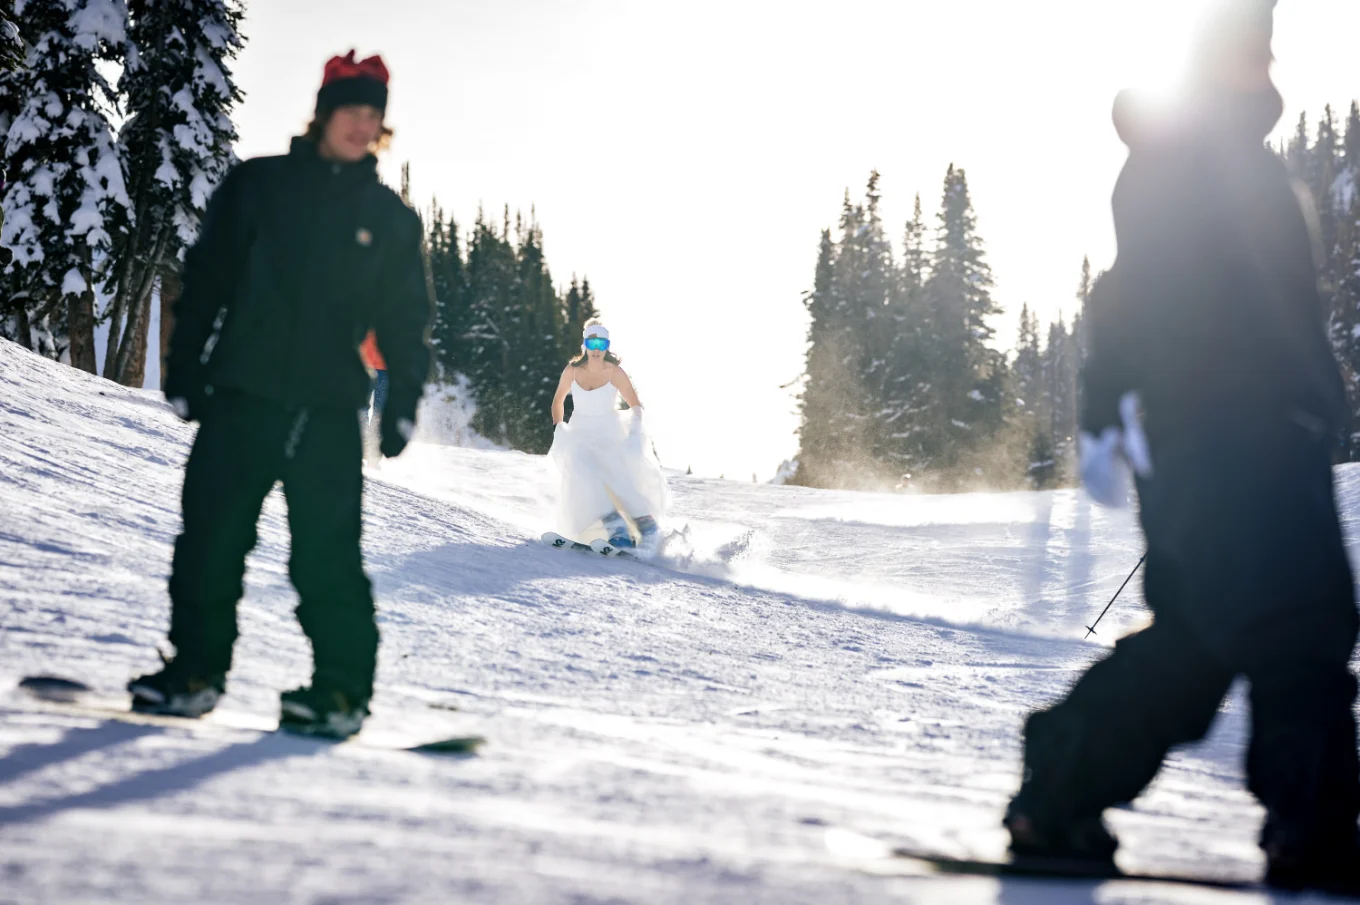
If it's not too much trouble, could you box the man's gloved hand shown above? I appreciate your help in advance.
[380,386,421,458]
[1079,392,1151,508]
[1079,427,1132,507]
[163,367,207,423]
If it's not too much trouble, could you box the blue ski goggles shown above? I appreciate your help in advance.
[584,337,610,351]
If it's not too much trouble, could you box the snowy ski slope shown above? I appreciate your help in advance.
[3,337,1359,904]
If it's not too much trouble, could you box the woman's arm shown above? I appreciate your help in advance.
[551,367,574,424]
[613,367,643,410]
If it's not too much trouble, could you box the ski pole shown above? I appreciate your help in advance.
[1085,554,1146,638]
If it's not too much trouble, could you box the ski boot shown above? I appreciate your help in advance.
[601,511,635,550]
[1263,821,1360,895]
[128,656,224,717]
[279,685,369,740]
[1003,799,1119,867]
[1003,710,1118,868]
[635,515,661,558]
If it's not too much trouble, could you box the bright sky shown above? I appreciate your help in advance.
[232,0,1360,481]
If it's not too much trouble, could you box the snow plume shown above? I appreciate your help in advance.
[412,373,504,451]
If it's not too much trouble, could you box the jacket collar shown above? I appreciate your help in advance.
[289,137,379,181]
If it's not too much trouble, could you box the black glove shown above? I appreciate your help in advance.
[163,366,208,422]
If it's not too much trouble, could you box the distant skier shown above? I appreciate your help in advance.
[361,329,388,463]
[1004,1,1359,894]
[548,321,666,554]
[131,50,434,738]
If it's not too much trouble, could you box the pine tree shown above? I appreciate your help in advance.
[0,4,20,72]
[791,174,899,488]
[1044,316,1077,456]
[504,212,564,453]
[0,4,26,345]
[1013,304,1042,411]
[1,0,131,371]
[1287,112,1311,175]
[921,164,1004,485]
[426,201,468,381]
[1012,303,1055,488]
[1345,102,1360,174]
[1331,190,1360,459]
[562,274,600,357]
[879,193,931,477]
[791,228,841,486]
[104,0,242,386]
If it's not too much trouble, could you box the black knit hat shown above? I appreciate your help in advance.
[316,50,389,116]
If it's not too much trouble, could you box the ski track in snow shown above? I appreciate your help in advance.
[1,338,1357,904]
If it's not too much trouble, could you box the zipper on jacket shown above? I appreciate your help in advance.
[284,408,310,460]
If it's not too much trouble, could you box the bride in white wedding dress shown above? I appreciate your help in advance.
[548,321,667,555]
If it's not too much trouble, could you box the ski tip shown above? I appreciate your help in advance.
[408,735,485,755]
[19,675,94,697]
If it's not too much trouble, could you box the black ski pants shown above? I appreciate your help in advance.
[167,390,377,700]
[1020,426,1360,852]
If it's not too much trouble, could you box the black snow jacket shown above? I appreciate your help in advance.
[165,138,433,425]
[1081,87,1346,453]
[1084,87,1357,670]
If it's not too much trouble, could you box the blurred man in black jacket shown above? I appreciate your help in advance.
[1005,2,1359,893]
[129,51,433,739]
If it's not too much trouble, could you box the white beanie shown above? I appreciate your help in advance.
[584,324,610,341]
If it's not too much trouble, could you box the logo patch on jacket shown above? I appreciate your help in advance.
[356,228,373,247]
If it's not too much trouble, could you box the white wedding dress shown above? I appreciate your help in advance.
[547,378,668,542]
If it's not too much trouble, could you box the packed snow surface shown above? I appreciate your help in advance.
[2,337,1359,904]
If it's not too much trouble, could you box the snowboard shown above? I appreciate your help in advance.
[15,676,484,756]
[889,845,1264,892]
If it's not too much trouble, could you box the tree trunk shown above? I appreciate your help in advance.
[13,299,33,351]
[67,285,98,374]
[113,221,169,383]
[159,268,180,390]
[101,288,127,378]
[122,281,154,388]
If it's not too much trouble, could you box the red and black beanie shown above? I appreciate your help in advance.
[316,50,389,116]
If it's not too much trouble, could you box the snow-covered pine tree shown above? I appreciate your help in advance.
[1073,256,1092,361]
[427,201,469,382]
[2,0,130,371]
[562,274,599,361]
[0,2,26,344]
[105,0,242,386]
[0,2,20,71]
[463,208,523,447]
[1345,102,1360,178]
[791,228,841,487]
[1043,315,1077,473]
[1286,112,1311,176]
[1330,185,1360,460]
[794,175,897,488]
[1012,303,1055,488]
[922,164,1004,485]
[851,171,900,474]
[879,193,932,479]
[506,212,565,454]
[1311,107,1341,312]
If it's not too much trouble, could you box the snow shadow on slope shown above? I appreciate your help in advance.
[0,722,319,826]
